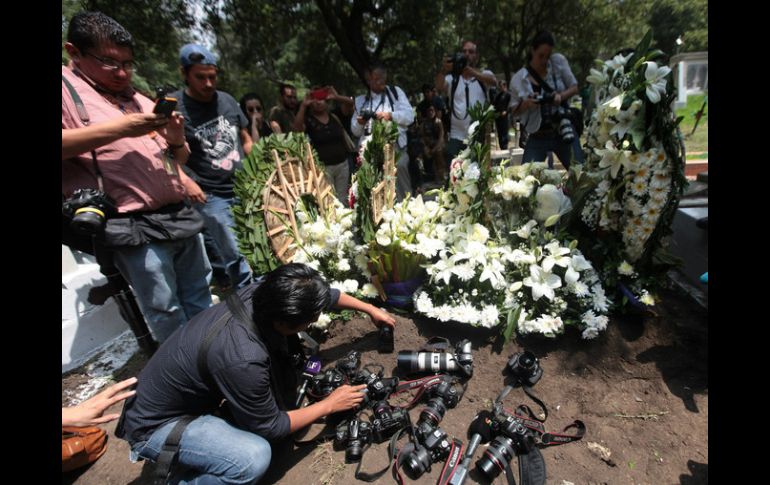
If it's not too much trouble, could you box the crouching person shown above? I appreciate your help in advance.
[115,263,395,484]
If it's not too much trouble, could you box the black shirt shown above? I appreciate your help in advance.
[172,90,248,196]
[305,114,349,166]
[117,282,340,445]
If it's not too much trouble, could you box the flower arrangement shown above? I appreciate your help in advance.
[570,31,687,309]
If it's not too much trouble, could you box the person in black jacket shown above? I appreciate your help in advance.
[117,263,395,484]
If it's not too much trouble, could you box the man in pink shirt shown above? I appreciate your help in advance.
[62,11,212,343]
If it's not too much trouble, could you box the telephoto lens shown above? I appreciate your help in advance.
[397,351,459,374]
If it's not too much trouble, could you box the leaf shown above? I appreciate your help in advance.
[503,306,521,342]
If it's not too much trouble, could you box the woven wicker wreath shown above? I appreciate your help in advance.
[263,143,338,262]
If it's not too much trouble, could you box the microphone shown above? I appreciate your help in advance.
[295,356,322,408]
[447,410,495,485]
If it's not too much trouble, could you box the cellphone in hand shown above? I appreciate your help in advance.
[153,96,178,117]
[310,88,329,101]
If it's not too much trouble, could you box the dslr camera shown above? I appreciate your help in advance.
[488,87,512,114]
[334,418,372,463]
[475,407,536,480]
[401,426,457,480]
[507,351,543,387]
[397,339,474,378]
[359,107,377,135]
[351,368,399,408]
[448,52,468,77]
[370,400,410,442]
[62,188,117,235]
[533,93,576,144]
[414,376,464,440]
[307,350,361,400]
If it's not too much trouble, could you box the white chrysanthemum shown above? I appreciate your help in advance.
[433,304,453,322]
[591,284,609,312]
[414,291,434,313]
[464,162,481,180]
[618,260,635,276]
[570,280,590,297]
[361,283,379,299]
[451,263,476,281]
[480,305,500,328]
[337,258,351,272]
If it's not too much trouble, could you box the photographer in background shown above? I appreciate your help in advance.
[62,11,212,344]
[509,30,585,168]
[351,62,415,202]
[116,263,395,484]
[293,85,356,204]
[435,40,498,165]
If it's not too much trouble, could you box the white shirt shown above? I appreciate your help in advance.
[443,70,494,140]
[350,86,414,149]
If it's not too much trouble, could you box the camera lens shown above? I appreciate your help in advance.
[420,398,447,426]
[476,436,516,479]
[403,447,430,479]
[346,440,363,463]
[397,351,420,372]
[520,351,536,370]
[71,209,106,235]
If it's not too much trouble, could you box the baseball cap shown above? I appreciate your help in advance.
[179,43,217,67]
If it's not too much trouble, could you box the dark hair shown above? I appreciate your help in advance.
[251,263,331,331]
[368,60,387,75]
[67,11,134,54]
[279,83,295,96]
[240,92,264,114]
[421,83,433,93]
[527,30,555,62]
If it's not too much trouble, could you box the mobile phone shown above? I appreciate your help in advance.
[153,96,178,117]
[310,88,329,101]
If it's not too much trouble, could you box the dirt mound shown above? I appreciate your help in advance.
[63,287,707,484]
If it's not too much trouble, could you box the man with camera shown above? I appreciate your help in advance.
[62,12,212,344]
[171,44,254,291]
[351,62,415,202]
[116,263,395,484]
[435,41,498,165]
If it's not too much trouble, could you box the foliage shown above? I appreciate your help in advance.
[350,120,399,243]
[569,30,687,309]
[232,133,317,274]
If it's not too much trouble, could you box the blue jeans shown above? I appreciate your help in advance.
[130,415,272,484]
[113,235,212,343]
[522,132,585,169]
[196,194,252,289]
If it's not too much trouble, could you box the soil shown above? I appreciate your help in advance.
[62,285,707,485]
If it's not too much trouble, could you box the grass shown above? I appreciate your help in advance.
[676,93,708,155]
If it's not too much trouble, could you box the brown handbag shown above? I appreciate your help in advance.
[62,426,108,472]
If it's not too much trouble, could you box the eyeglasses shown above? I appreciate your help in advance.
[86,52,136,72]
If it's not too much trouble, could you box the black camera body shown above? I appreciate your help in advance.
[359,108,377,121]
[335,418,372,463]
[378,325,394,353]
[475,408,536,480]
[335,350,362,379]
[533,93,576,144]
[507,351,543,387]
[352,369,399,407]
[415,376,464,440]
[402,426,454,479]
[488,87,512,114]
[449,52,468,77]
[370,400,409,443]
[308,368,346,399]
[397,339,474,378]
[62,188,117,235]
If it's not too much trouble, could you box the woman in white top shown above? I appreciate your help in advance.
[509,30,585,169]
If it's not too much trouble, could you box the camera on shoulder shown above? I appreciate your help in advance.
[62,188,117,235]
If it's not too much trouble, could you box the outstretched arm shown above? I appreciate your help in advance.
[62,377,138,427]
[334,292,396,329]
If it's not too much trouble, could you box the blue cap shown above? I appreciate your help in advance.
[179,43,217,67]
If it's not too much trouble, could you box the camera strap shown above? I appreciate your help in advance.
[390,374,446,408]
[495,383,548,422]
[62,74,104,192]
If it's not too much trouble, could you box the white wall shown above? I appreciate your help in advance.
[62,245,129,373]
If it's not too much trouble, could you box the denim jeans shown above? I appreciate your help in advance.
[521,132,585,169]
[130,415,272,484]
[113,234,212,343]
[196,194,252,289]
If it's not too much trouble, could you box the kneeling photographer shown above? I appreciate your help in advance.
[509,30,585,169]
[116,263,395,484]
